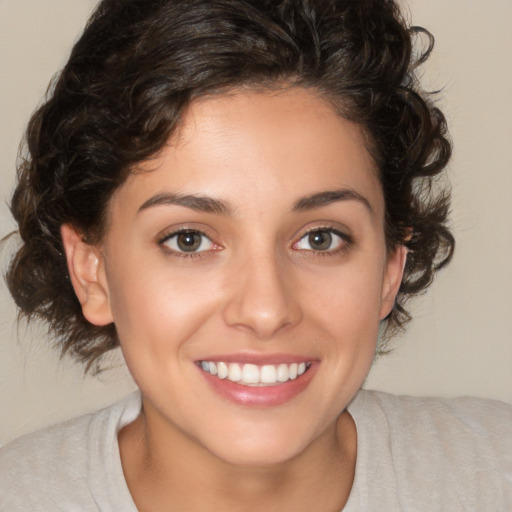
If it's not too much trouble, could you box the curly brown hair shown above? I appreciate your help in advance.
[6,0,454,372]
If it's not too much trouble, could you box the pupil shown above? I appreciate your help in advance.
[309,231,332,251]
[177,231,201,252]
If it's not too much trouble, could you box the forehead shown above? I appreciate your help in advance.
[110,87,383,222]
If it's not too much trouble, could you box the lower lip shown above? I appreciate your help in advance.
[198,363,318,407]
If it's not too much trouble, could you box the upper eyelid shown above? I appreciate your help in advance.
[296,225,351,241]
[301,226,344,236]
[157,226,215,244]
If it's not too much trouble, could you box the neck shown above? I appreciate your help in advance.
[119,401,357,512]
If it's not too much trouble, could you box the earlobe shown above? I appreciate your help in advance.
[60,224,113,326]
[379,245,408,320]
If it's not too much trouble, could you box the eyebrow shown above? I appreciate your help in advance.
[138,188,372,216]
[138,193,231,215]
[292,189,373,214]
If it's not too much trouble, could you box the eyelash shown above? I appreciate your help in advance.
[158,228,219,258]
[157,226,352,259]
[293,227,352,256]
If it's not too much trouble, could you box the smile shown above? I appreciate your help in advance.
[198,361,311,386]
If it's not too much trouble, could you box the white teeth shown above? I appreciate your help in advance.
[217,362,229,379]
[199,361,311,386]
[241,363,260,384]
[276,363,289,382]
[228,363,242,382]
[260,365,277,384]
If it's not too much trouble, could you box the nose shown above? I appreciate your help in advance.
[222,252,303,340]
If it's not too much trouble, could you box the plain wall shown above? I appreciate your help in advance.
[1,0,511,446]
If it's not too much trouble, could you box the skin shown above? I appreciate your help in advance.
[62,87,406,511]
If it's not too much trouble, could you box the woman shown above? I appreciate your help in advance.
[1,0,510,510]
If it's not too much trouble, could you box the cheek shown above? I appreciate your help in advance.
[105,260,223,356]
[303,258,386,327]
[298,255,385,375]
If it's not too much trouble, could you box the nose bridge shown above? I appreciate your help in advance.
[222,246,301,339]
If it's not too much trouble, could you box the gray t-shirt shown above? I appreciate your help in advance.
[1,390,511,511]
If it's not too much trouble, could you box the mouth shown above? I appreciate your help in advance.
[197,360,312,387]
[195,357,316,407]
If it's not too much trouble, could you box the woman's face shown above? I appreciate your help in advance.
[80,88,405,465]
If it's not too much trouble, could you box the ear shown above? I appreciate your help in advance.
[379,244,408,320]
[61,224,113,326]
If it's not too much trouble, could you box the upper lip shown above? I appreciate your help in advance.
[195,352,316,365]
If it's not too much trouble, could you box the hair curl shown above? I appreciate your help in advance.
[6,0,454,371]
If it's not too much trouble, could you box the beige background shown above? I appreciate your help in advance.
[1,0,511,447]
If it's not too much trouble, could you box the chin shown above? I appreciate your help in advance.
[198,419,321,468]
[212,440,304,468]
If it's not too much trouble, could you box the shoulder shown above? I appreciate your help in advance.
[351,389,512,447]
[350,389,512,460]
[346,390,512,510]
[351,388,512,436]
[0,409,98,490]
[0,392,140,511]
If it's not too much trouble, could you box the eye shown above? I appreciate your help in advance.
[294,228,347,252]
[160,229,215,254]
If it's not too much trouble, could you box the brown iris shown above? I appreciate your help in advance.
[176,231,202,252]
[308,230,332,251]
